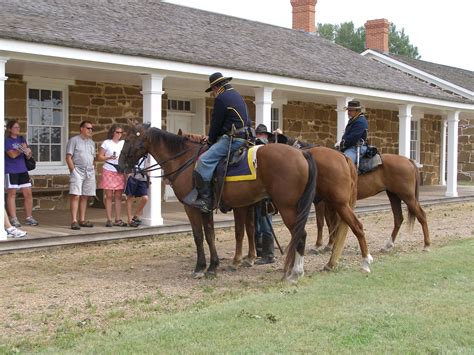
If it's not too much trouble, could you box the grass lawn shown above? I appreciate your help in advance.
[14,238,472,354]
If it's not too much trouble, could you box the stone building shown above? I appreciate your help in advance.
[1,0,473,227]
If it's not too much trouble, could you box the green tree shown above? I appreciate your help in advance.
[317,21,420,59]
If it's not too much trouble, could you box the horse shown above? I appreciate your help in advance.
[269,134,373,272]
[118,123,317,283]
[315,154,430,253]
[185,132,373,274]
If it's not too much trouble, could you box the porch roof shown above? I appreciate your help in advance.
[1,0,472,105]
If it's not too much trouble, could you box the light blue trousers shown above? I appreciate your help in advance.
[195,135,246,182]
[343,145,368,165]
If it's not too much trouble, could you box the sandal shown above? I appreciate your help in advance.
[71,221,81,230]
[79,220,94,228]
[113,219,128,227]
[132,216,142,225]
[128,220,140,228]
[105,220,113,227]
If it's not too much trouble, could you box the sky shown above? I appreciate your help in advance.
[163,0,474,71]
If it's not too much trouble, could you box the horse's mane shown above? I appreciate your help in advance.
[146,127,189,151]
[277,134,318,149]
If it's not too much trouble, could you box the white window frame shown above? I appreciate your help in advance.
[25,76,73,175]
[410,116,421,164]
[271,104,283,132]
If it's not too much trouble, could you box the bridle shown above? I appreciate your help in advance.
[132,140,206,183]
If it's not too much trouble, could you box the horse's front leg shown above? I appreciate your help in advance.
[184,206,207,278]
[202,212,219,278]
[230,207,247,270]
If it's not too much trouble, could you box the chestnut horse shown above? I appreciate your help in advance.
[315,154,430,252]
[118,124,316,282]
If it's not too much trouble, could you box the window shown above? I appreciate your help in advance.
[25,76,72,174]
[28,89,64,163]
[271,107,281,132]
[410,119,420,162]
[168,99,191,112]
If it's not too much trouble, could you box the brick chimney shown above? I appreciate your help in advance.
[365,18,390,53]
[291,0,317,33]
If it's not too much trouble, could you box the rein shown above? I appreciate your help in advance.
[136,143,206,182]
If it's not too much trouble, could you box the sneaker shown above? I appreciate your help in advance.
[10,217,21,228]
[25,216,39,226]
[6,227,27,238]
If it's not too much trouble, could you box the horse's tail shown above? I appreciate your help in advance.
[283,151,317,275]
[407,158,421,235]
[327,156,357,265]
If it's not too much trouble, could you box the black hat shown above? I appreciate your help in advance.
[205,72,232,92]
[344,100,362,110]
[255,124,271,135]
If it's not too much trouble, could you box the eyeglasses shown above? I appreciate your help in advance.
[115,131,123,134]
[84,126,93,131]
[11,126,20,129]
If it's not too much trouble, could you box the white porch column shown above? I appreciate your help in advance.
[440,118,447,186]
[0,58,8,240]
[253,87,273,129]
[398,104,413,158]
[446,111,460,197]
[141,73,165,226]
[335,97,352,142]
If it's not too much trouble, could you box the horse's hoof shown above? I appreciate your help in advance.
[361,265,371,273]
[241,259,254,268]
[322,245,332,253]
[192,271,205,279]
[284,272,300,284]
[205,271,217,279]
[322,264,333,272]
[423,247,430,252]
[227,264,238,272]
[309,248,321,255]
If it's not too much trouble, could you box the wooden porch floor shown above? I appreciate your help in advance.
[1,185,473,253]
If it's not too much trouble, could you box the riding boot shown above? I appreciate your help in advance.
[255,235,275,265]
[191,171,213,213]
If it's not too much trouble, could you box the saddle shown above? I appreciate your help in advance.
[358,146,382,174]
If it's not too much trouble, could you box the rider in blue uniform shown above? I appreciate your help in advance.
[337,100,368,165]
[192,72,252,213]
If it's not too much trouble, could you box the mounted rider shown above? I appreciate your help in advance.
[336,100,369,165]
[192,72,253,213]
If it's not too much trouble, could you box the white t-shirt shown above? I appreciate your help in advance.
[101,139,125,172]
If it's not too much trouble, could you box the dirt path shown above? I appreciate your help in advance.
[0,201,473,344]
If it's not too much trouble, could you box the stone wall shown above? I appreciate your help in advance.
[420,115,442,185]
[458,117,474,183]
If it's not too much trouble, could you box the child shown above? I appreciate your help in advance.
[125,158,149,227]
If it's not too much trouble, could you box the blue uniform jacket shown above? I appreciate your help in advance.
[340,113,368,151]
[208,87,251,144]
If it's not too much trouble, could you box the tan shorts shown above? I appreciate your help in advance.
[69,167,96,196]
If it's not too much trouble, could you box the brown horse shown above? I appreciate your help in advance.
[315,154,430,253]
[118,124,316,282]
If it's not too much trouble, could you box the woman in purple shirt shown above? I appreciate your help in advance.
[4,119,38,227]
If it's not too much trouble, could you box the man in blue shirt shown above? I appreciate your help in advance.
[337,100,368,165]
[192,72,252,213]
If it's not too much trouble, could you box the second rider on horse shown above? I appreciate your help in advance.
[192,72,253,213]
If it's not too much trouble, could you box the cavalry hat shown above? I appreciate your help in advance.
[344,100,362,110]
[205,72,232,92]
[255,124,271,135]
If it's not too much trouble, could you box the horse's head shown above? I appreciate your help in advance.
[119,121,151,173]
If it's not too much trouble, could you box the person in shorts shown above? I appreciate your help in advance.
[125,157,149,227]
[4,119,38,227]
[66,121,97,230]
[4,209,27,238]
[97,124,127,227]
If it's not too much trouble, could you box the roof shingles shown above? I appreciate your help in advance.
[1,0,472,104]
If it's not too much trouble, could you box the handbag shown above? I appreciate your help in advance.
[24,156,36,171]
[20,136,36,171]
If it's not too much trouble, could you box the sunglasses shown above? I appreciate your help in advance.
[115,131,123,134]
[84,126,93,131]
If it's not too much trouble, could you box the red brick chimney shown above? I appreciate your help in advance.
[365,19,390,53]
[291,0,317,33]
